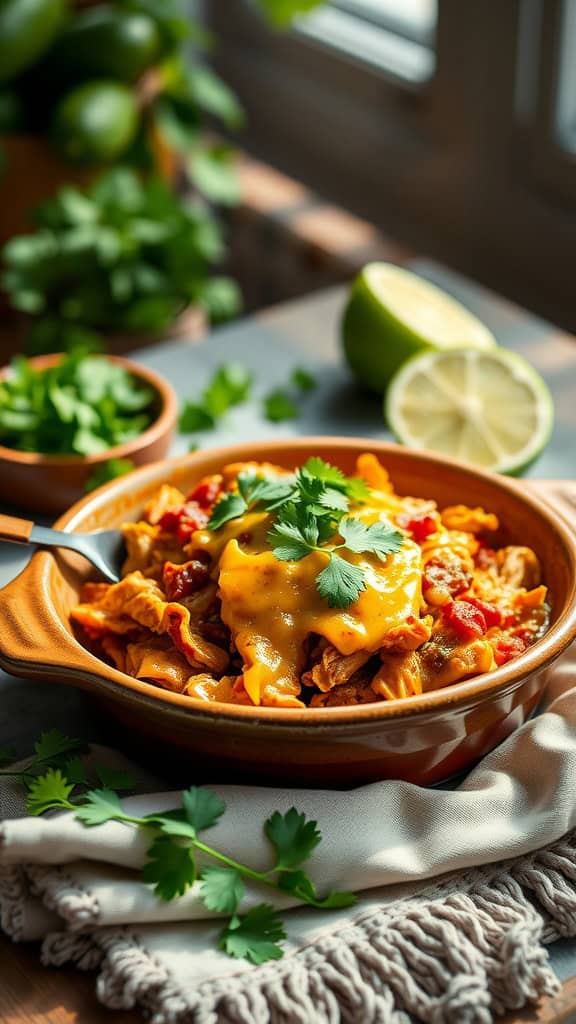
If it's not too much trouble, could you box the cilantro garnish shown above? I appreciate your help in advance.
[263,389,299,422]
[180,363,253,432]
[292,367,317,392]
[0,353,156,456]
[207,457,404,608]
[11,736,355,965]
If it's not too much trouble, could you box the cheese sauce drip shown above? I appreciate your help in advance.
[194,501,422,706]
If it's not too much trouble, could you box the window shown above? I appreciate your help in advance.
[295,0,437,84]
[209,0,576,329]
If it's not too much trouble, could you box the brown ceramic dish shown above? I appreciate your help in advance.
[0,438,575,787]
[0,353,178,515]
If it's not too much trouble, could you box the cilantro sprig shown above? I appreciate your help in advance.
[13,731,355,965]
[207,457,403,608]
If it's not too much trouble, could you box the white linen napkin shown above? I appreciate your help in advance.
[3,649,576,1023]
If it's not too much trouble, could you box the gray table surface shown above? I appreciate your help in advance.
[2,260,576,984]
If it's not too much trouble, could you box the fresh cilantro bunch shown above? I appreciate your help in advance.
[208,457,404,607]
[1,169,241,354]
[6,730,354,965]
[0,350,156,455]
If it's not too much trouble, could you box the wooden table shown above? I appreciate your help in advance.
[1,260,576,1023]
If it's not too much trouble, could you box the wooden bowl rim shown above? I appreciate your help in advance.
[0,353,178,466]
[3,437,576,727]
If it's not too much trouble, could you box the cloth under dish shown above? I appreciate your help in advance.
[2,650,576,1023]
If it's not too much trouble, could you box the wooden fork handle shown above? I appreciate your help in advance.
[0,513,35,544]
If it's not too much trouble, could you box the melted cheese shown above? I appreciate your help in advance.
[216,535,422,705]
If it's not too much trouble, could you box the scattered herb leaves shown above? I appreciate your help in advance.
[180,362,253,433]
[263,389,298,423]
[16,747,355,965]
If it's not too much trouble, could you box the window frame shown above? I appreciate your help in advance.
[208,0,576,329]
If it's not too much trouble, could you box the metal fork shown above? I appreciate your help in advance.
[0,513,124,583]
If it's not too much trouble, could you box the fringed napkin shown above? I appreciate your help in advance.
[3,650,576,1024]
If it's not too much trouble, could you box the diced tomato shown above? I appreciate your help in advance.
[163,560,210,601]
[186,477,223,509]
[423,559,472,598]
[443,600,488,639]
[159,501,209,542]
[475,545,497,570]
[461,596,502,628]
[399,512,438,542]
[491,635,527,666]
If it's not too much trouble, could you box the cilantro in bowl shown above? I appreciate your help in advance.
[0,352,157,456]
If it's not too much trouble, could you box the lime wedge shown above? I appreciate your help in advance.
[385,348,554,475]
[342,263,497,393]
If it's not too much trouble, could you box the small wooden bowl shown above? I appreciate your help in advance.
[1,438,575,787]
[0,353,178,516]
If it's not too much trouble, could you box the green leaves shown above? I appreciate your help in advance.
[27,769,75,816]
[200,866,245,914]
[266,808,321,869]
[179,362,253,435]
[182,786,226,834]
[255,0,325,25]
[263,389,298,423]
[205,455,403,608]
[142,836,197,901]
[317,556,366,609]
[220,905,286,964]
[0,352,155,456]
[14,731,355,966]
[338,517,404,561]
[75,789,125,827]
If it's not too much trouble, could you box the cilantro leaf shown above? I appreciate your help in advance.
[237,471,294,507]
[33,730,84,767]
[179,402,215,432]
[27,768,74,816]
[338,517,404,560]
[141,836,197,900]
[95,765,137,792]
[267,519,314,561]
[265,808,321,870]
[302,457,370,502]
[75,789,125,826]
[277,869,356,908]
[145,809,198,840]
[263,389,299,422]
[207,492,248,530]
[63,757,88,786]
[182,786,226,833]
[219,905,286,964]
[292,367,316,392]
[199,866,245,914]
[180,364,252,433]
[316,554,366,608]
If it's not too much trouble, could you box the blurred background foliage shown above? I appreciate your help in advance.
[0,0,324,352]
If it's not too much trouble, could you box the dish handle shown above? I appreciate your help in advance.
[0,559,97,683]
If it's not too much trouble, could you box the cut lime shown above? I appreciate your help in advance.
[342,263,497,393]
[385,348,554,475]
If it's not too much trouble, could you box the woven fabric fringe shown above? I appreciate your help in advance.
[21,831,576,1024]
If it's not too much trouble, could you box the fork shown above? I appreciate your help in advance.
[0,513,124,583]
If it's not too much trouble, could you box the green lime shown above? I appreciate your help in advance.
[342,263,497,394]
[0,0,67,84]
[52,5,162,83]
[51,80,138,165]
[385,348,554,475]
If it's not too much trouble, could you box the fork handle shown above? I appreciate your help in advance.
[0,513,35,544]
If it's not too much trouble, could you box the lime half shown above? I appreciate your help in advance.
[386,348,554,475]
[342,263,497,393]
